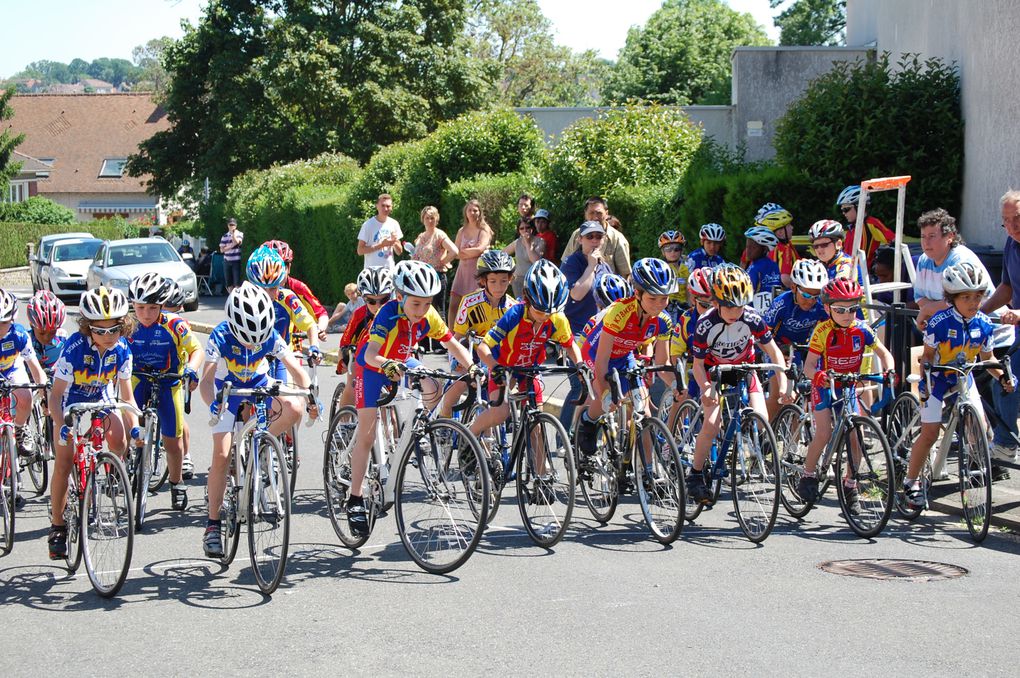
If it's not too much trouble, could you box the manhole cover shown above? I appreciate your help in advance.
[818,559,968,581]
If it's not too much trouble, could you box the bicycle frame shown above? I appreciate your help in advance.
[704,363,784,479]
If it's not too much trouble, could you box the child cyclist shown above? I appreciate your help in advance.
[756,204,799,289]
[743,226,782,313]
[686,264,792,505]
[686,223,727,272]
[836,185,894,270]
[47,287,140,560]
[658,230,690,320]
[762,259,829,418]
[335,266,394,410]
[159,279,198,480]
[199,283,319,558]
[263,240,330,343]
[26,290,68,371]
[902,263,1012,508]
[809,219,862,285]
[438,249,515,418]
[576,259,680,481]
[126,272,204,511]
[666,268,714,421]
[348,260,477,537]
[798,277,895,506]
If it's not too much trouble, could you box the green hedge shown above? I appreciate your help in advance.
[440,172,534,247]
[0,196,76,225]
[0,221,131,268]
[604,184,683,262]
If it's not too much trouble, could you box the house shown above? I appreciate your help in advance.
[79,78,115,93]
[4,93,171,222]
[5,150,52,203]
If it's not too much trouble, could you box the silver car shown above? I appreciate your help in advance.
[30,232,93,291]
[87,238,199,311]
[39,238,104,299]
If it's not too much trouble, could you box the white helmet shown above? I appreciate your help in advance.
[128,271,171,304]
[0,290,17,322]
[226,282,276,346]
[836,185,869,207]
[942,262,988,295]
[790,259,829,290]
[393,260,442,298]
[357,266,394,297]
[699,223,726,242]
[80,286,129,321]
[744,226,778,250]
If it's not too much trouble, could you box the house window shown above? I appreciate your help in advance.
[5,182,28,203]
[99,158,128,177]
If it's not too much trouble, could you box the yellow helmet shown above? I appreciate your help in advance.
[80,286,129,321]
[757,208,792,231]
[711,264,754,307]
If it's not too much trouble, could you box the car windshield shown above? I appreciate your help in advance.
[108,242,180,267]
[53,239,103,262]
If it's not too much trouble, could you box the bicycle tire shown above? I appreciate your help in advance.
[887,392,925,520]
[469,402,504,525]
[957,403,992,542]
[147,436,168,493]
[772,404,812,519]
[323,407,370,549]
[247,433,291,594]
[82,451,134,597]
[573,410,619,524]
[63,472,83,573]
[730,410,781,543]
[671,399,705,522]
[0,431,12,556]
[633,417,685,544]
[283,424,299,500]
[220,451,242,567]
[834,415,895,539]
[134,417,159,531]
[328,380,346,425]
[394,418,488,574]
[26,401,49,495]
[516,412,575,547]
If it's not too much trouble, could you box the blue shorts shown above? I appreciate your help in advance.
[133,377,185,438]
[269,355,286,382]
[354,357,422,408]
[584,353,638,396]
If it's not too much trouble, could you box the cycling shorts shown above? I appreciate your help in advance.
[132,377,185,438]
[583,353,638,397]
[211,375,275,435]
[354,358,422,409]
[920,381,982,424]
[811,385,859,413]
[488,372,545,405]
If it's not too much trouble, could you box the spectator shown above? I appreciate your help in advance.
[327,283,364,334]
[357,193,403,271]
[504,218,545,298]
[413,205,459,349]
[195,247,212,277]
[448,199,493,328]
[218,217,244,293]
[560,197,632,276]
[178,240,196,271]
[517,193,535,226]
[534,208,558,265]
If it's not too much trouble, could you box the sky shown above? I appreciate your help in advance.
[0,0,780,80]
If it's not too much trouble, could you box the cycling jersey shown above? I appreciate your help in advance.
[666,259,690,305]
[824,252,863,285]
[844,215,894,268]
[53,331,132,410]
[453,289,514,337]
[272,287,316,345]
[286,275,328,322]
[204,321,291,385]
[484,301,572,368]
[923,307,995,398]
[128,312,200,374]
[582,296,671,363]
[357,300,452,370]
[670,307,701,398]
[806,319,876,373]
[747,256,782,314]
[30,328,68,370]
[0,322,37,379]
[770,241,799,277]
[691,307,773,366]
[763,291,828,346]
[339,304,374,353]
[686,248,725,272]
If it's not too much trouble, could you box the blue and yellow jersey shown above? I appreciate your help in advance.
[204,320,291,385]
[30,327,68,370]
[924,307,995,395]
[686,248,725,272]
[453,289,515,337]
[54,331,133,403]
[582,296,672,363]
[667,260,690,305]
[0,323,38,377]
[128,312,201,374]
[484,301,572,368]
[272,287,316,345]
[357,300,452,370]
[807,319,876,373]
[763,291,828,346]
[669,307,700,358]
[826,252,863,285]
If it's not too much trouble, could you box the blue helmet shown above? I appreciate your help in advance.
[630,258,678,296]
[594,274,632,309]
[246,245,287,288]
[524,260,568,313]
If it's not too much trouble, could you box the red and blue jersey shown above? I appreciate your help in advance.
[483,301,572,368]
[272,287,316,345]
[807,319,876,373]
[582,296,671,363]
[357,300,452,371]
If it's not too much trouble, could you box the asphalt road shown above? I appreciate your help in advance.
[3,293,1020,676]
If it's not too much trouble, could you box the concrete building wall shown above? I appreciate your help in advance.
[847,0,1020,247]
[515,106,734,148]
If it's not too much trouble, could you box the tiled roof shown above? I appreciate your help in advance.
[4,93,170,194]
[11,150,52,173]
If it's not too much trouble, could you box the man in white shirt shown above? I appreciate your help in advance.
[357,193,403,271]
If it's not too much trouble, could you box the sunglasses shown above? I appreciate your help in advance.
[90,325,123,336]
[840,206,855,214]
[583,233,604,240]
[812,240,835,250]
[693,297,713,308]
[830,304,860,314]
[662,245,684,253]
[798,289,820,300]
[364,296,389,306]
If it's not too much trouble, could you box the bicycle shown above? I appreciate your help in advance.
[209,377,318,594]
[774,371,896,538]
[672,363,783,543]
[575,362,686,544]
[58,400,142,597]
[21,371,54,497]
[767,350,823,519]
[0,378,49,556]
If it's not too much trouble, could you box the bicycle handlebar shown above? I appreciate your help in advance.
[208,380,318,426]
[489,364,594,409]
[64,400,143,427]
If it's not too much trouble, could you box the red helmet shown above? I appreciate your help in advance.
[26,290,66,331]
[263,240,293,263]
[687,267,714,298]
[822,276,863,304]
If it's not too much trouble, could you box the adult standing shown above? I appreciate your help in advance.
[218,217,244,293]
[357,193,403,271]
[504,219,545,298]
[447,199,493,328]
[413,205,459,341]
[560,197,631,276]
[534,208,559,265]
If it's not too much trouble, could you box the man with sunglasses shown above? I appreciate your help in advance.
[837,185,894,271]
[335,267,393,410]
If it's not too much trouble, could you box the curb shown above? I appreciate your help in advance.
[0,266,29,274]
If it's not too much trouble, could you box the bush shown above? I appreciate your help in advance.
[603,184,683,262]
[346,140,424,219]
[0,196,76,225]
[440,173,535,246]
[0,221,128,268]
[774,53,962,230]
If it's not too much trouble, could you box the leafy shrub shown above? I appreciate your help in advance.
[774,53,961,230]
[345,140,424,221]
[0,221,127,268]
[604,184,683,262]
[0,196,75,225]
[440,173,535,245]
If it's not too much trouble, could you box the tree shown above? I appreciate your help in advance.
[132,37,175,98]
[128,0,487,200]
[603,0,771,106]
[0,88,25,187]
[771,0,846,46]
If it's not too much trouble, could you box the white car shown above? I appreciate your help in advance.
[31,232,93,291]
[87,238,199,311]
[39,237,104,299]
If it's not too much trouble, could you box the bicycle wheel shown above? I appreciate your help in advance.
[573,411,619,524]
[957,403,992,542]
[834,415,895,539]
[134,418,159,531]
[394,418,488,574]
[147,435,168,493]
[772,404,812,519]
[328,380,346,425]
[284,424,299,500]
[469,403,504,525]
[247,433,291,594]
[730,410,781,543]
[633,417,685,544]
[323,407,371,548]
[63,473,83,572]
[0,431,12,556]
[671,399,705,522]
[516,412,575,547]
[220,449,242,567]
[887,392,925,520]
[26,400,49,495]
[81,451,134,597]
